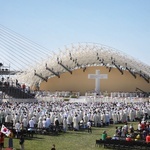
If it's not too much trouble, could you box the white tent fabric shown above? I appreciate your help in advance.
[14,43,150,87]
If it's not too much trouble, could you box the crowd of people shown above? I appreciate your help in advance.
[100,119,150,144]
[0,78,31,96]
[0,97,149,149]
[0,99,149,133]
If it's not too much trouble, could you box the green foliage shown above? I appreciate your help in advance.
[70,95,78,98]
[64,98,70,101]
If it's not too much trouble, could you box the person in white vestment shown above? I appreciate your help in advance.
[97,112,101,127]
[31,115,38,125]
[66,115,71,128]
[46,115,51,128]
[83,114,88,128]
[5,114,12,123]
[42,118,48,129]
[28,110,33,120]
[14,113,19,124]
[19,113,24,123]
[50,113,55,124]
[22,117,28,130]
[73,115,79,131]
[29,118,35,128]
[122,111,128,123]
[93,113,98,127]
[105,113,110,126]
[28,117,36,137]
[15,121,21,138]
[112,112,118,124]
[63,117,68,132]
[54,117,60,132]
[101,113,104,126]
[37,118,43,128]
[129,110,135,122]
[87,120,92,133]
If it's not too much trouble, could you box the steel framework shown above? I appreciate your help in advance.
[13,43,150,87]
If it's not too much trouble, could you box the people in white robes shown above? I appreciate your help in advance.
[73,115,79,130]
[63,117,68,132]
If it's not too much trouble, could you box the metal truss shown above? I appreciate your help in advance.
[14,43,150,87]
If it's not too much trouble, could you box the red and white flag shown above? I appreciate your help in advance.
[1,124,11,136]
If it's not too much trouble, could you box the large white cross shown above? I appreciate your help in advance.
[88,70,108,95]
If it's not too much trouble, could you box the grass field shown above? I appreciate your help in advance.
[4,122,138,150]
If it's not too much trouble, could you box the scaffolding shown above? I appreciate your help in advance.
[0,62,11,101]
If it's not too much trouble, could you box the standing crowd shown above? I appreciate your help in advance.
[0,99,149,149]
[0,100,150,132]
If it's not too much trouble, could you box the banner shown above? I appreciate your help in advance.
[1,124,11,137]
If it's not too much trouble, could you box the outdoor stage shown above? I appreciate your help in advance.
[1,94,149,104]
[20,96,150,103]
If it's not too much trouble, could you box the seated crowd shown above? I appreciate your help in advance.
[100,120,150,144]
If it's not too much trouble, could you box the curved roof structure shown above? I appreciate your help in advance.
[14,43,150,87]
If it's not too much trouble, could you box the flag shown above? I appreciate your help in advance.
[1,124,11,136]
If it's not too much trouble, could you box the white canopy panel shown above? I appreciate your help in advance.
[14,43,150,87]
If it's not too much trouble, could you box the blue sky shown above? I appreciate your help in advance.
[0,0,150,66]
